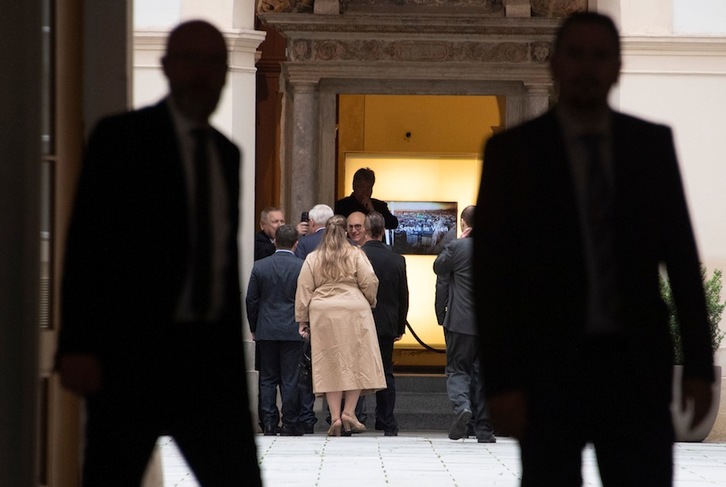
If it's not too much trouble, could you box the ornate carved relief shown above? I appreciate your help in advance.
[531,0,586,17]
[257,0,314,14]
[287,38,551,64]
[341,0,501,8]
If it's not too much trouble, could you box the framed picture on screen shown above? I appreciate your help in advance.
[386,201,458,255]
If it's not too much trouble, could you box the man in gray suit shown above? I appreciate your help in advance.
[434,205,495,443]
[246,224,305,436]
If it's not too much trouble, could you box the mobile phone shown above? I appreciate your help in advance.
[301,211,309,222]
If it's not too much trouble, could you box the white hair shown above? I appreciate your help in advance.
[308,204,334,224]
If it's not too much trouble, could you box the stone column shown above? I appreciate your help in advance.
[283,79,321,220]
[525,82,553,120]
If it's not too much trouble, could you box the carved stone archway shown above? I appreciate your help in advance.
[260,1,579,219]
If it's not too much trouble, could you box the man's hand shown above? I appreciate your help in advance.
[488,390,528,439]
[681,377,714,429]
[296,221,308,236]
[58,353,103,396]
[361,197,375,213]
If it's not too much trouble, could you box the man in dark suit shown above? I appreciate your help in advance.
[435,205,495,443]
[293,203,333,432]
[56,20,260,486]
[246,224,305,436]
[474,12,714,485]
[294,203,333,259]
[254,206,284,261]
[360,212,409,436]
[335,167,398,229]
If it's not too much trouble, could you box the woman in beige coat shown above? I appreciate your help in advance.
[295,215,386,436]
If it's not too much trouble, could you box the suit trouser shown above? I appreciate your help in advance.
[257,340,302,427]
[298,339,317,426]
[444,328,494,439]
[356,335,398,430]
[81,322,260,487]
[519,336,674,487]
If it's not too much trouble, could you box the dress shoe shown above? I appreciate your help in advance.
[342,412,367,433]
[448,409,472,440]
[263,424,278,436]
[302,423,315,434]
[280,424,304,437]
[477,435,497,443]
[383,429,398,437]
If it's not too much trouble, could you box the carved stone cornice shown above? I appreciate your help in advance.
[282,60,552,86]
[259,13,557,36]
[260,14,556,66]
[287,37,552,64]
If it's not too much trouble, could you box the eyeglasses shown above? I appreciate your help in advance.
[348,224,363,230]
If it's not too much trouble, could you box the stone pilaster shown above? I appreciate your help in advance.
[524,82,552,119]
[283,80,321,218]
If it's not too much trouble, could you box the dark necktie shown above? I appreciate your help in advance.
[581,134,612,225]
[191,128,212,317]
[580,134,620,331]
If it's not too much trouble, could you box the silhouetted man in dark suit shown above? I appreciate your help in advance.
[246,224,305,436]
[335,167,398,229]
[360,212,409,436]
[474,12,714,486]
[56,20,260,486]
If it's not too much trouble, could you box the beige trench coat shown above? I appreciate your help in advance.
[295,248,386,396]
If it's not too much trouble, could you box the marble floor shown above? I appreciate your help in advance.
[159,432,726,486]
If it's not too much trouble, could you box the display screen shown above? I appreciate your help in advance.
[386,201,458,255]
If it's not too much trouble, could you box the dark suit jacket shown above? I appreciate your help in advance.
[362,240,409,337]
[58,100,245,376]
[246,250,304,341]
[434,237,477,336]
[254,230,276,261]
[294,228,325,259]
[474,109,714,398]
[335,194,399,229]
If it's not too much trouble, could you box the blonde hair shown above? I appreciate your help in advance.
[317,215,356,282]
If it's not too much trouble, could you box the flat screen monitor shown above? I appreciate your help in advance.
[386,201,458,255]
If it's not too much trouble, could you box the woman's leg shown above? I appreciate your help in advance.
[341,390,367,433]
[342,390,361,416]
[326,391,343,436]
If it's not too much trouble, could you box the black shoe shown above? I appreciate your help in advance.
[302,423,314,434]
[263,424,278,436]
[280,424,304,437]
[448,409,472,440]
[384,429,398,437]
[477,435,497,443]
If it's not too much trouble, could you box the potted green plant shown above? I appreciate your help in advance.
[661,266,725,441]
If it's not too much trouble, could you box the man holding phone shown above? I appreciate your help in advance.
[294,204,334,260]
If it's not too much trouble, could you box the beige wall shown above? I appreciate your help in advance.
[609,0,726,337]
[604,0,726,440]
